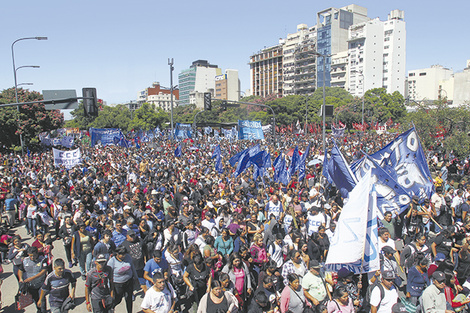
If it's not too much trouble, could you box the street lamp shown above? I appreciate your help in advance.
[11,36,47,154]
[168,58,174,141]
[312,51,330,152]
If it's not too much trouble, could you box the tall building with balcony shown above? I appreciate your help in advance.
[249,43,283,98]
[330,51,348,89]
[136,82,179,112]
[348,10,406,97]
[178,60,221,106]
[316,4,369,88]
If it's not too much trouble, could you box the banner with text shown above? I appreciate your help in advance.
[174,123,193,139]
[238,120,264,140]
[89,128,121,147]
[53,148,82,169]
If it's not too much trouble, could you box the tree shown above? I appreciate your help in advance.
[128,103,169,131]
[0,87,64,150]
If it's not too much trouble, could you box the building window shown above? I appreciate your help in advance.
[419,72,426,76]
[384,45,389,49]
[409,73,415,77]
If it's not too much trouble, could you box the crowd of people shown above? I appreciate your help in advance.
[0,131,468,313]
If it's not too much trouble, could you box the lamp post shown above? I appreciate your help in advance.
[313,51,329,153]
[168,58,174,141]
[11,37,47,155]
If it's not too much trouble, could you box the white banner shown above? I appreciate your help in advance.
[325,172,380,274]
[53,148,82,169]
[376,125,387,135]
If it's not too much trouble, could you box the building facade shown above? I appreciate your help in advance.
[215,69,240,101]
[178,60,221,106]
[407,65,453,101]
[249,43,284,98]
[136,82,179,112]
[348,10,406,97]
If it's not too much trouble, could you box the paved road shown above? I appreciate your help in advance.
[0,222,145,313]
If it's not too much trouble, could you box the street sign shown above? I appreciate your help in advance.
[43,90,78,110]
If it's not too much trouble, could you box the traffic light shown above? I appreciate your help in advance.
[222,100,227,111]
[353,103,357,112]
[204,92,212,110]
[83,88,98,117]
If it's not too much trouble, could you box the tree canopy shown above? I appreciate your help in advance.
[0,87,64,150]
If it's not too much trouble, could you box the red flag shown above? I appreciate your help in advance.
[386,117,393,127]
[309,124,314,133]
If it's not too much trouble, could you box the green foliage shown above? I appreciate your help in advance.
[407,100,470,158]
[66,102,169,131]
[0,87,64,149]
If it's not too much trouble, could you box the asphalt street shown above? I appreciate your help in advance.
[0,222,145,313]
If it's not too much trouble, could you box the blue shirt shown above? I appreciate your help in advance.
[5,198,18,211]
[112,229,127,247]
[143,258,169,288]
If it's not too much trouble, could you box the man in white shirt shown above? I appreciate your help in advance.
[265,195,284,220]
[370,271,398,313]
[141,272,177,313]
[307,207,325,236]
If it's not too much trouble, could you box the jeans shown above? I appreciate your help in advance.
[5,210,15,227]
[78,251,93,276]
[29,286,47,313]
[64,243,72,263]
[113,279,133,313]
[27,217,37,237]
[91,298,113,313]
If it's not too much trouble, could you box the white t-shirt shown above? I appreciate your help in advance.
[141,284,176,313]
[370,284,398,313]
[307,213,325,236]
[378,238,396,253]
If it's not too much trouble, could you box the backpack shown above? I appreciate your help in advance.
[403,244,425,272]
[362,281,385,313]
[455,203,463,218]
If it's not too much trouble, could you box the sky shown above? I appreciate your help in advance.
[1,0,469,106]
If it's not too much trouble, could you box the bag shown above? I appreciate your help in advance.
[362,280,385,313]
[455,203,463,218]
[16,292,34,310]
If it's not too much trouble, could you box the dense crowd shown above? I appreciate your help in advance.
[0,131,469,313]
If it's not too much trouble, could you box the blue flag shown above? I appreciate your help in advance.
[322,148,332,184]
[289,146,300,176]
[263,152,272,177]
[278,156,290,185]
[367,127,434,201]
[174,145,182,157]
[234,152,251,177]
[215,155,224,174]
[250,151,266,168]
[327,143,358,198]
[298,143,311,181]
[273,153,283,181]
[229,149,247,167]
[212,145,221,159]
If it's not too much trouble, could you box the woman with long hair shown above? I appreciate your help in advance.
[7,235,29,280]
[26,198,38,237]
[196,280,239,313]
[183,253,212,310]
[71,222,94,280]
[221,252,253,308]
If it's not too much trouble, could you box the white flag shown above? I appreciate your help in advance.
[325,172,380,274]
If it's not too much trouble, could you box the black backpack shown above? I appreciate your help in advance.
[362,281,385,313]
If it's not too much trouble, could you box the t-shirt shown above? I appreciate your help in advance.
[307,213,324,235]
[185,263,210,289]
[107,254,136,283]
[234,267,245,295]
[4,198,18,211]
[121,239,144,270]
[85,266,113,300]
[141,284,176,313]
[302,271,327,302]
[143,258,169,288]
[42,270,76,307]
[370,284,398,313]
[20,256,48,289]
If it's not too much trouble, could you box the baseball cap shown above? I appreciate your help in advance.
[382,246,396,254]
[337,268,353,278]
[435,253,446,262]
[96,254,107,263]
[309,259,321,269]
[382,270,396,280]
[432,271,445,283]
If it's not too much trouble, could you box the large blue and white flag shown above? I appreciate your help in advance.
[327,143,358,198]
[229,149,247,167]
[332,125,345,138]
[353,156,412,216]
[362,127,434,201]
[234,152,251,177]
[273,153,283,181]
[325,172,380,274]
[174,145,182,157]
[298,143,311,181]
[204,127,212,135]
[277,156,290,185]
